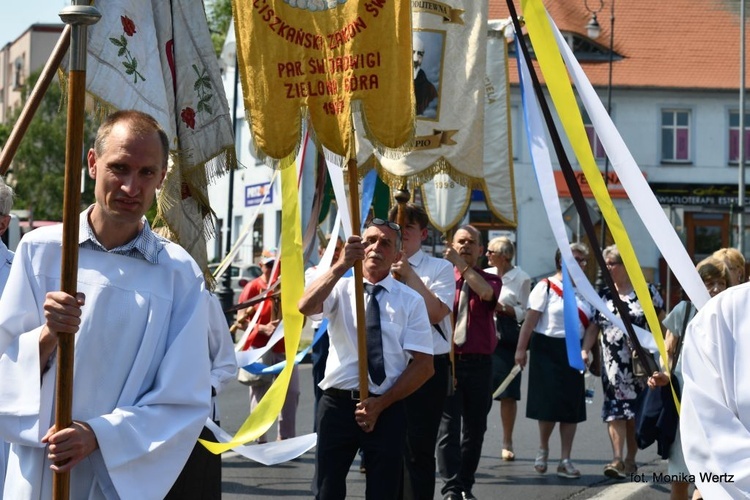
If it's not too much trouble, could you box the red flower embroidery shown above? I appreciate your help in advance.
[181,107,196,129]
[121,16,136,37]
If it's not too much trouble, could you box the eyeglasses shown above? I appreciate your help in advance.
[486,250,497,254]
[575,257,587,265]
[605,261,622,268]
[368,218,401,233]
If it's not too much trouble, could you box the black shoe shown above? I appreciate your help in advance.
[442,493,462,500]
[462,492,478,500]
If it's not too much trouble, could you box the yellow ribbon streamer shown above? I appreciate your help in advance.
[202,156,305,453]
[521,0,669,387]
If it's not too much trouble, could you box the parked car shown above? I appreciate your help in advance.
[209,263,263,303]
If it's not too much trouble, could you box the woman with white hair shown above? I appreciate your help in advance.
[484,236,530,462]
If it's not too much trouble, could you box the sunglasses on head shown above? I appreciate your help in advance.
[368,218,401,233]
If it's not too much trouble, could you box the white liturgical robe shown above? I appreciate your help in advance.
[681,282,750,498]
[0,218,211,499]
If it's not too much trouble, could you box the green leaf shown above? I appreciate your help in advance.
[118,47,126,57]
[109,37,124,47]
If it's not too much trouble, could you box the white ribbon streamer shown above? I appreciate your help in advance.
[325,156,354,239]
[517,46,657,351]
[548,15,709,309]
[205,419,316,465]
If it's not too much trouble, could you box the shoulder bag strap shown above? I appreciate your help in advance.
[671,301,692,375]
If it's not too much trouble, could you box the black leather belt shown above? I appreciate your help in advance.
[434,353,451,360]
[454,353,491,362]
[324,388,381,400]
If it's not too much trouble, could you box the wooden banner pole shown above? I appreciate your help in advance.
[53,4,100,499]
[346,158,370,400]
[392,185,410,281]
[0,25,71,176]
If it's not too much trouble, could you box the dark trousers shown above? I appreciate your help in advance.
[436,355,493,496]
[311,330,329,432]
[402,354,451,500]
[165,425,221,500]
[314,393,406,500]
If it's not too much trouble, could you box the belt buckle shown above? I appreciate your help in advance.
[349,389,361,401]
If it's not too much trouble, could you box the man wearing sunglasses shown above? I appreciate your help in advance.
[299,218,434,500]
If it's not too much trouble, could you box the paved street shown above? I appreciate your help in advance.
[218,364,675,499]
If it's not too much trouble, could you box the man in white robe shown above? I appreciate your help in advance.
[681,282,750,498]
[0,110,212,499]
[0,175,14,497]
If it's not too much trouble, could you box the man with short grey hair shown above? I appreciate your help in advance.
[0,176,15,290]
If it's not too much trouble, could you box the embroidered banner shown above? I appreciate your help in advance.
[66,0,236,283]
[233,0,413,159]
[356,0,488,186]
[419,23,517,231]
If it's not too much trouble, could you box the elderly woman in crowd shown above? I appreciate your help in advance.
[515,243,594,479]
[647,257,728,500]
[583,244,665,479]
[485,237,531,462]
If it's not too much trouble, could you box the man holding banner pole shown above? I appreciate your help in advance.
[299,219,433,499]
[0,110,211,499]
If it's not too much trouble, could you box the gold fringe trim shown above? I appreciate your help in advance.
[357,156,485,191]
[244,107,306,169]
[354,99,417,162]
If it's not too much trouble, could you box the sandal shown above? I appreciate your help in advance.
[501,447,515,461]
[603,460,626,479]
[534,449,548,473]
[557,458,581,479]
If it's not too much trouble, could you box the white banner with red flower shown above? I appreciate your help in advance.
[64,0,236,281]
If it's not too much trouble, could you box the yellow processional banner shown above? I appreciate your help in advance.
[233,0,415,160]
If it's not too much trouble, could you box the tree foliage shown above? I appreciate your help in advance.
[0,72,99,221]
[206,0,233,56]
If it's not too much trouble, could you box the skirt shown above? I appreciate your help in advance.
[492,342,521,401]
[526,333,586,423]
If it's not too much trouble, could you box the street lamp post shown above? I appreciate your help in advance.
[585,0,615,291]
[216,53,240,326]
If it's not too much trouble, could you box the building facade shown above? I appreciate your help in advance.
[488,0,749,308]
[0,24,64,124]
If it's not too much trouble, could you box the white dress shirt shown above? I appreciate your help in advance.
[485,265,531,323]
[409,249,455,356]
[321,274,433,394]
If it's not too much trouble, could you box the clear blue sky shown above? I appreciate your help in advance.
[1,1,69,47]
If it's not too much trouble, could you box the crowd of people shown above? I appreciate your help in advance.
[0,110,745,499]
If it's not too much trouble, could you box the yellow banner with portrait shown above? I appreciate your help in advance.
[234,0,414,160]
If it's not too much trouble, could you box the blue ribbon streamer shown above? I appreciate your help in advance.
[360,168,378,231]
[562,262,585,371]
